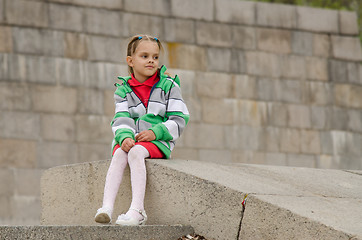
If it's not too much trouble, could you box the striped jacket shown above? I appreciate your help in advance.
[111,65,190,159]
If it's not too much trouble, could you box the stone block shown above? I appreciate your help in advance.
[25,55,57,84]
[347,62,361,85]
[339,11,359,35]
[5,0,48,27]
[199,149,232,164]
[274,79,305,104]
[257,77,276,102]
[280,55,306,79]
[195,72,232,98]
[124,0,170,16]
[348,110,362,133]
[0,139,37,168]
[317,155,335,169]
[0,168,15,196]
[183,123,225,149]
[331,36,362,61]
[313,34,330,57]
[257,28,292,53]
[265,152,287,166]
[196,22,232,48]
[287,153,316,168]
[88,35,124,62]
[233,50,247,74]
[85,8,122,37]
[297,6,339,33]
[171,148,199,160]
[78,88,104,115]
[101,63,128,90]
[0,111,40,140]
[12,27,64,57]
[41,114,75,142]
[122,13,164,39]
[37,141,78,168]
[287,104,311,128]
[331,107,349,131]
[201,98,234,125]
[167,43,206,71]
[237,100,268,127]
[310,106,331,130]
[226,126,264,151]
[330,131,362,157]
[47,0,122,9]
[256,2,296,29]
[305,57,328,81]
[0,82,31,111]
[0,53,7,79]
[0,196,12,219]
[206,47,232,72]
[75,115,113,144]
[246,51,280,78]
[55,58,84,87]
[0,0,3,23]
[170,0,213,21]
[164,18,195,44]
[103,89,116,117]
[292,31,313,56]
[49,4,83,32]
[267,102,288,127]
[233,26,256,50]
[10,196,41,224]
[78,143,110,163]
[300,130,321,154]
[329,59,348,83]
[334,84,362,108]
[14,169,43,196]
[83,61,106,89]
[64,32,88,60]
[215,0,255,25]
[0,26,12,52]
[264,127,281,152]
[31,85,77,114]
[320,131,333,155]
[232,74,257,100]
[6,54,27,81]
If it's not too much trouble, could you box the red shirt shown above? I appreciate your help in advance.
[128,72,159,107]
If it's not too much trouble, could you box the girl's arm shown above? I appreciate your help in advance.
[150,82,190,141]
[111,88,136,145]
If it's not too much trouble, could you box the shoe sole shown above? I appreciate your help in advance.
[95,213,111,224]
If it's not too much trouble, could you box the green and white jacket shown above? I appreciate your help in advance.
[111,65,190,159]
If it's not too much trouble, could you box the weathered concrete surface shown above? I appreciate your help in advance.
[0,225,194,240]
[41,159,362,240]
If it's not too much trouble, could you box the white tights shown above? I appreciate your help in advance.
[101,145,149,220]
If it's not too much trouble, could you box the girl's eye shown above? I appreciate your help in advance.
[142,55,147,58]
[154,56,159,60]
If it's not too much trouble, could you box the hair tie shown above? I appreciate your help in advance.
[138,36,143,40]
[154,37,158,42]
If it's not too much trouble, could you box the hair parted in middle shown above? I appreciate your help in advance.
[126,34,163,75]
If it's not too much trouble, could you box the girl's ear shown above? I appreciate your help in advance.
[126,56,133,67]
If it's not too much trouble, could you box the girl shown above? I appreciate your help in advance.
[94,35,190,226]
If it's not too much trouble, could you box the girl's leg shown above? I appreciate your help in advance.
[101,148,128,213]
[125,145,149,221]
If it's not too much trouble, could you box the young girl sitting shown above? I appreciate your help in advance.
[94,34,190,226]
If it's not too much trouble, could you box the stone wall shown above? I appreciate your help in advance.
[0,0,361,225]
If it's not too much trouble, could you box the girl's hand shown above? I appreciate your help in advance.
[121,138,135,152]
[136,130,156,142]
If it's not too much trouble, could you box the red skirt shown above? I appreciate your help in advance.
[113,142,164,158]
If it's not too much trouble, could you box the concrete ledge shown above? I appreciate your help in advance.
[41,159,362,240]
[0,225,194,240]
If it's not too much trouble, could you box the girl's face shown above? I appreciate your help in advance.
[127,41,160,83]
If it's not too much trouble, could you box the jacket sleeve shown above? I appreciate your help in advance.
[150,81,190,141]
[111,87,136,145]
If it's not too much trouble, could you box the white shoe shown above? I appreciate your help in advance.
[95,207,112,224]
[115,208,147,226]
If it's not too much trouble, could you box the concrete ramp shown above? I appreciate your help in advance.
[41,159,362,240]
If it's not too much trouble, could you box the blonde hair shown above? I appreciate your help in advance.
[127,34,163,75]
